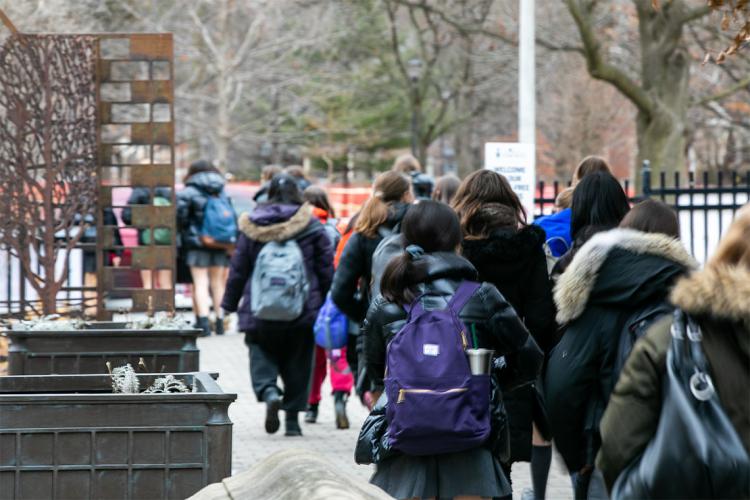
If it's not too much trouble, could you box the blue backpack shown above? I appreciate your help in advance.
[313,294,348,350]
[200,194,237,248]
[385,281,491,456]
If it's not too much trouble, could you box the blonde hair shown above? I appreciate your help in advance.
[555,187,574,210]
[355,171,412,238]
[392,154,422,174]
[709,204,750,270]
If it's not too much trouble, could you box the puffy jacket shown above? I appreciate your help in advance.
[122,186,173,245]
[363,251,543,394]
[221,203,334,333]
[596,264,750,491]
[462,224,557,462]
[545,228,696,474]
[176,171,228,249]
[331,203,409,323]
[361,251,543,463]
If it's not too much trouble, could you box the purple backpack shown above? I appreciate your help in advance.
[385,281,491,456]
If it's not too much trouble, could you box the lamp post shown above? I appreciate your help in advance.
[407,58,423,159]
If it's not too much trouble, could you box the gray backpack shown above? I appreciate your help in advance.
[250,225,316,321]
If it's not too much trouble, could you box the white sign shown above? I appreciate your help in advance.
[484,142,536,220]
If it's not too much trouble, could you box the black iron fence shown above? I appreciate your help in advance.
[532,163,750,263]
[642,163,750,262]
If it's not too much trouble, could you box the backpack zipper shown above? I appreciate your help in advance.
[397,387,468,403]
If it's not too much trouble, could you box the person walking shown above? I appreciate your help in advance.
[596,204,750,498]
[534,156,613,264]
[545,200,696,498]
[550,171,631,279]
[331,170,413,407]
[177,160,237,336]
[453,169,557,499]
[302,185,354,428]
[221,174,333,437]
[254,165,282,203]
[359,201,543,499]
[122,185,173,290]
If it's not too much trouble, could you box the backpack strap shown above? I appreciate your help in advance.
[405,281,480,318]
[447,281,481,314]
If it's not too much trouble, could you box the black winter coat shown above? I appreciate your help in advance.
[462,225,556,463]
[361,252,543,463]
[176,171,229,250]
[221,203,334,334]
[331,203,409,323]
[545,228,696,474]
[364,252,543,394]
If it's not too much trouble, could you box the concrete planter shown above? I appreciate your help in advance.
[0,372,235,500]
[6,327,200,375]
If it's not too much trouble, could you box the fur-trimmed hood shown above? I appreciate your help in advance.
[238,203,313,243]
[671,265,750,326]
[555,228,697,324]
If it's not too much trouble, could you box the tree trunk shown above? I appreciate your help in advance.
[634,2,692,192]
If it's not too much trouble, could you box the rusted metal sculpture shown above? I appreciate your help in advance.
[0,29,98,315]
[0,8,177,319]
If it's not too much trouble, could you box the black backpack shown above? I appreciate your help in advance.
[612,301,674,388]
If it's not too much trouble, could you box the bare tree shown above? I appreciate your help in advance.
[0,27,98,315]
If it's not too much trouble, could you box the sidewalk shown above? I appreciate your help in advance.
[199,332,573,499]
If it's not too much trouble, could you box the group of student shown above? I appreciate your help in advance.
[175,152,748,500]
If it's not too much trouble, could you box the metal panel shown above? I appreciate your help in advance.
[96,34,175,319]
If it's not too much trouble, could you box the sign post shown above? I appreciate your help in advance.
[484,142,536,220]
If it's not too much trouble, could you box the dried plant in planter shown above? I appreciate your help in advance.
[142,375,192,394]
[108,362,192,394]
[13,315,87,331]
[109,363,140,394]
[127,312,191,331]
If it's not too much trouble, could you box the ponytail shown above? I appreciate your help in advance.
[355,171,411,238]
[380,245,429,305]
[355,195,390,238]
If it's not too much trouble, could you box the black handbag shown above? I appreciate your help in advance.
[612,310,750,499]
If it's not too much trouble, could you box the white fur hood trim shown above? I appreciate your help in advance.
[554,228,697,324]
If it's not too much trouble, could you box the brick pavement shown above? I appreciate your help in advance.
[199,332,573,499]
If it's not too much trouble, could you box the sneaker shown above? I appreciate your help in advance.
[264,389,281,434]
[304,403,318,423]
[285,412,302,437]
[334,391,349,429]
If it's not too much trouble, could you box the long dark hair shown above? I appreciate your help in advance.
[452,169,527,235]
[570,171,630,240]
[267,174,304,205]
[380,201,462,305]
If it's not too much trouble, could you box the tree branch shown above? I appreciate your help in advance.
[694,73,750,105]
[565,0,655,117]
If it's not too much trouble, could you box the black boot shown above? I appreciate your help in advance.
[285,411,302,437]
[334,391,349,429]
[263,388,281,434]
[304,403,318,424]
[214,317,225,335]
[196,316,210,337]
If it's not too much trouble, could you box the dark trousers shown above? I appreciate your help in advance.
[247,325,314,412]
